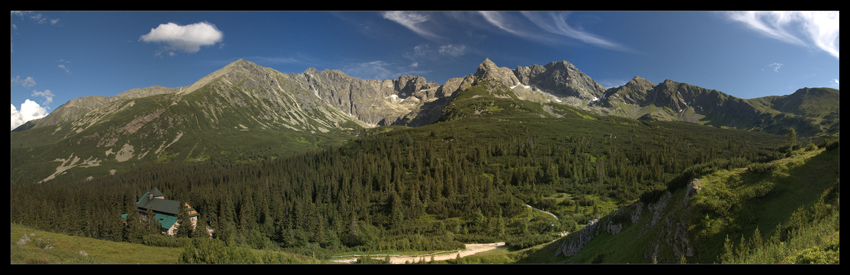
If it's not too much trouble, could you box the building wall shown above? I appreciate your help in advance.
[164,216,198,236]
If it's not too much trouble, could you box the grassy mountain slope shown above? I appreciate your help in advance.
[543,142,839,264]
[11,223,322,264]
[10,61,369,185]
[598,78,839,139]
[745,87,840,138]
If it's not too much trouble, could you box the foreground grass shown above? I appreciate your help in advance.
[11,223,181,264]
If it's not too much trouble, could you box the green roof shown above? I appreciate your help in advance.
[153,213,178,230]
[120,213,178,230]
[136,188,199,217]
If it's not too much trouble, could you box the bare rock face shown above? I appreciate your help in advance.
[440,74,476,98]
[295,67,441,126]
[601,76,656,107]
[474,58,521,88]
[683,178,702,205]
[514,60,606,100]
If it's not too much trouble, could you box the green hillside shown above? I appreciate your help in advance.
[11,223,322,264]
[547,141,839,264]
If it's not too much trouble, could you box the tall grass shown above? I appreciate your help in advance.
[11,223,181,264]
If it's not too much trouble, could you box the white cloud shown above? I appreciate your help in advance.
[11,99,48,131]
[343,61,395,80]
[31,89,54,106]
[439,44,466,56]
[56,59,71,74]
[58,64,71,74]
[139,22,224,55]
[725,11,839,59]
[11,76,36,88]
[768,62,783,72]
[382,11,442,40]
[11,11,60,25]
[342,60,429,81]
[831,79,839,88]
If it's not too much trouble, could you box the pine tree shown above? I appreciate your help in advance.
[721,234,734,263]
[598,158,605,185]
[750,227,763,252]
[146,207,160,235]
[176,201,192,238]
[736,234,748,263]
[193,216,209,239]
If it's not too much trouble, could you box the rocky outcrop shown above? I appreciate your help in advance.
[684,179,702,205]
[555,206,630,257]
[474,58,520,88]
[556,218,603,257]
[601,76,656,107]
[514,60,606,101]
[554,186,700,263]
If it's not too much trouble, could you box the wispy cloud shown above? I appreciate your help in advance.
[139,22,224,56]
[382,11,442,40]
[11,11,60,25]
[58,59,71,74]
[725,11,839,59]
[402,43,469,68]
[11,76,36,88]
[767,62,783,72]
[342,60,429,80]
[478,11,548,42]
[521,11,631,52]
[31,90,54,106]
[477,11,630,52]
[439,44,467,57]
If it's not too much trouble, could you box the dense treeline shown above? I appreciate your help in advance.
[10,116,788,260]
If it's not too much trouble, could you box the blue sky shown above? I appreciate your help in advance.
[11,11,840,130]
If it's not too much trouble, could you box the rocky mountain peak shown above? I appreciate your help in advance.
[514,60,606,100]
[545,60,575,71]
[625,76,656,91]
[473,58,520,87]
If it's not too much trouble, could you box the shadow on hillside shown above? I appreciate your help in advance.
[392,97,454,127]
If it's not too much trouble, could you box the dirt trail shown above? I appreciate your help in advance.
[332,242,506,264]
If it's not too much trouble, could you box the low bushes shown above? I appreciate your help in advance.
[505,234,554,250]
[747,162,776,174]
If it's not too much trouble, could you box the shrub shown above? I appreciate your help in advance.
[639,187,667,204]
[747,162,776,174]
[505,233,553,249]
[805,143,818,151]
[792,247,839,264]
[142,233,190,248]
[823,139,839,151]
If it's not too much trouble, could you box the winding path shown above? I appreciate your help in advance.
[525,204,559,220]
[331,242,506,264]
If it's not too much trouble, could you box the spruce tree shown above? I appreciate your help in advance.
[176,201,192,238]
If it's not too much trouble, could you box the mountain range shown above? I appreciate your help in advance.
[10,58,838,184]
